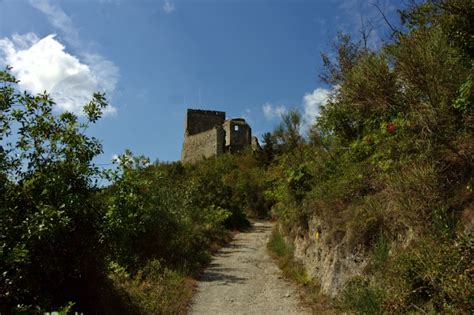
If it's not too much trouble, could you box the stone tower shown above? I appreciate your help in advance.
[223,119,252,153]
[181,109,255,164]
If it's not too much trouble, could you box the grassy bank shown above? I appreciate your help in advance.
[267,229,335,314]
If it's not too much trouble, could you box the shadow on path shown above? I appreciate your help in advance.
[200,269,247,284]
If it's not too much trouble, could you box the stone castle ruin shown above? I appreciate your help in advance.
[181,109,259,164]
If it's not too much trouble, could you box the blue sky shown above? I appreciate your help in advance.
[0,0,402,163]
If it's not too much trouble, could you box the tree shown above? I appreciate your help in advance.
[273,110,304,155]
[0,68,108,312]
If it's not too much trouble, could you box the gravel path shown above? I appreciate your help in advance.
[190,221,310,315]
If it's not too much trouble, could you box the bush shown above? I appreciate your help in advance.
[267,229,308,285]
[340,277,384,315]
[265,1,473,313]
[109,259,193,315]
[0,70,108,312]
[382,235,473,313]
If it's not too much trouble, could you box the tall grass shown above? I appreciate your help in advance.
[107,260,194,314]
[267,229,336,314]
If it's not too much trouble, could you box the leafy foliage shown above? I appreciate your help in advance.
[266,1,473,313]
[0,69,107,312]
[1,1,472,313]
[0,70,264,312]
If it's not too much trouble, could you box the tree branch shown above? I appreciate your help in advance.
[372,2,402,37]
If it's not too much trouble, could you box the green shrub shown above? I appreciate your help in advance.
[383,235,473,313]
[267,229,308,285]
[372,234,390,268]
[340,277,384,315]
[268,229,294,258]
[109,259,193,315]
[0,70,108,312]
[266,1,473,314]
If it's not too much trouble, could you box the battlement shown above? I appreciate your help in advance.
[186,109,226,116]
[184,109,226,136]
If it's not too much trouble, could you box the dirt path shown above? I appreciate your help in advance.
[190,221,310,315]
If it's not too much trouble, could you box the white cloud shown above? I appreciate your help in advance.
[0,33,116,114]
[262,102,287,121]
[163,0,175,14]
[0,0,120,115]
[260,88,334,135]
[82,52,119,94]
[302,87,331,128]
[30,0,79,46]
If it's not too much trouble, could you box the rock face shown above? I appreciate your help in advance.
[181,109,257,164]
[286,216,368,297]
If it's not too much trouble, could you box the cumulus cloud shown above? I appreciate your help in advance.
[262,103,287,121]
[82,52,119,94]
[0,0,120,114]
[30,0,79,46]
[0,33,117,114]
[163,0,175,14]
[302,87,331,128]
[260,87,333,135]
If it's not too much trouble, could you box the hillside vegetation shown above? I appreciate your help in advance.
[264,1,473,313]
[1,0,472,314]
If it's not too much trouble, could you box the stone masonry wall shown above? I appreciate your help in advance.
[185,109,225,135]
[181,127,225,164]
[223,119,251,153]
[181,109,255,164]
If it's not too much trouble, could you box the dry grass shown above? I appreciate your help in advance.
[108,260,195,315]
[267,229,337,314]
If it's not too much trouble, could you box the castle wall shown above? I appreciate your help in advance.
[223,119,252,153]
[185,109,225,135]
[181,109,257,164]
[181,127,225,164]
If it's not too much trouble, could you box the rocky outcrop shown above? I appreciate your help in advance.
[285,216,368,297]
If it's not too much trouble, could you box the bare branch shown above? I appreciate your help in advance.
[372,1,402,36]
[359,14,375,49]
